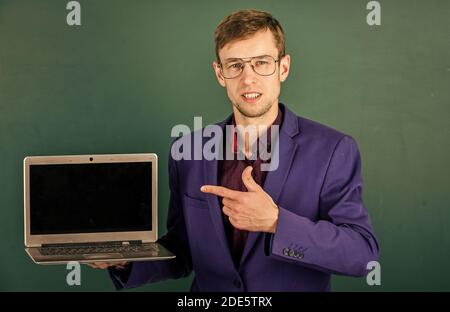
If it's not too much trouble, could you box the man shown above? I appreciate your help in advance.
[91,9,380,291]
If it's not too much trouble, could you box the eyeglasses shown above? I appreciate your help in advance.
[219,55,281,79]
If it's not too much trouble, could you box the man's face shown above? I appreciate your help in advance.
[213,29,290,119]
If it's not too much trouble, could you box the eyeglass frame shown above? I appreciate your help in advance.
[218,54,283,79]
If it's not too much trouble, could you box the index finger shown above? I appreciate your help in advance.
[201,185,240,200]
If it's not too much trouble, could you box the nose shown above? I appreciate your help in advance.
[240,62,257,85]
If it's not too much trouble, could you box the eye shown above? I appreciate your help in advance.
[228,63,243,70]
[255,60,268,66]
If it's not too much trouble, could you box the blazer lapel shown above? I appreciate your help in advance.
[240,104,300,265]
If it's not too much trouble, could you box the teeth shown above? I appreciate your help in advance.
[243,93,261,99]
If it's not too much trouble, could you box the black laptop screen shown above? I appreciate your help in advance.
[29,162,152,234]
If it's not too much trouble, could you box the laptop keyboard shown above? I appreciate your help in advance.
[39,242,157,256]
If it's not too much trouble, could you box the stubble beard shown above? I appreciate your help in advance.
[232,99,274,119]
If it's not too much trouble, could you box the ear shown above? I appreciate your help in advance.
[213,61,226,87]
[279,54,291,82]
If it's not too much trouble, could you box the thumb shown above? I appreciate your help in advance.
[242,166,261,192]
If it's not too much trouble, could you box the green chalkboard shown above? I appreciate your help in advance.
[0,0,449,291]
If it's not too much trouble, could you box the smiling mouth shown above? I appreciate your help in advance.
[241,92,262,103]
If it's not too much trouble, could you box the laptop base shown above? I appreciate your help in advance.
[25,242,175,265]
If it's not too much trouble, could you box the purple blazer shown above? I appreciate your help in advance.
[110,104,380,291]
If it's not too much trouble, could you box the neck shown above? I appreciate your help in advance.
[232,101,279,159]
[233,101,279,128]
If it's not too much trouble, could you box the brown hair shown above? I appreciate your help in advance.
[214,9,286,62]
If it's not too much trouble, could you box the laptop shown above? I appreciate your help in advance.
[23,153,175,264]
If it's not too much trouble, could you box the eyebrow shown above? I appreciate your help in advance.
[222,55,272,62]
[222,58,243,63]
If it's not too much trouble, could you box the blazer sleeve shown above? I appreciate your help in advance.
[266,135,380,277]
[109,148,193,289]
